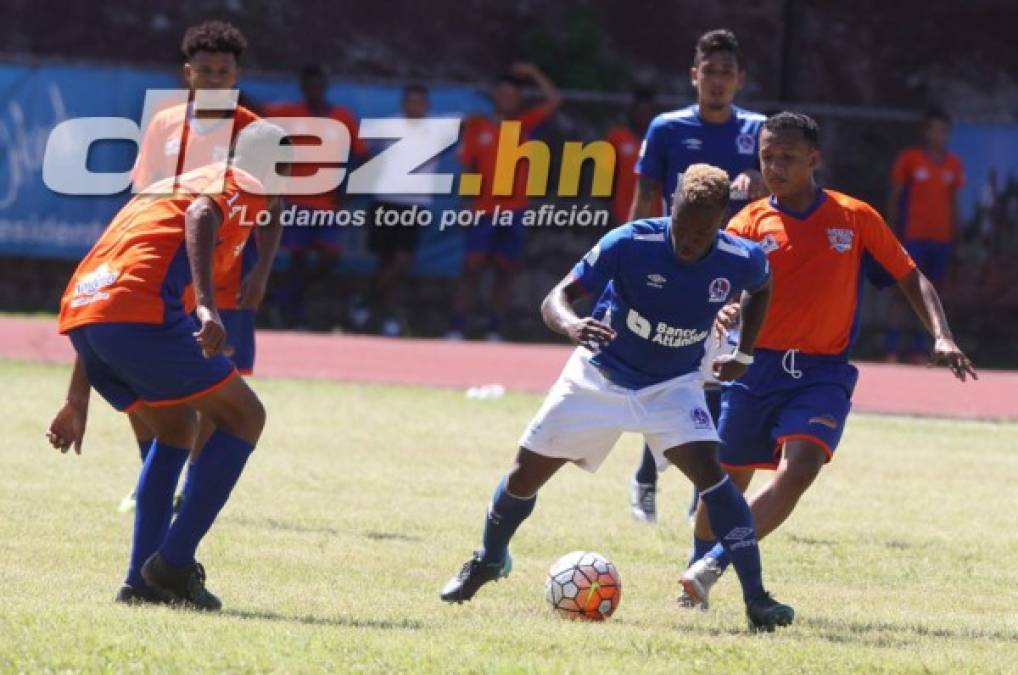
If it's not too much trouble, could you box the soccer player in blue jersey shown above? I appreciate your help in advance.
[439,165,794,631]
[628,28,767,523]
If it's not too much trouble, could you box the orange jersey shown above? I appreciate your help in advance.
[59,166,268,334]
[262,101,366,211]
[133,103,262,309]
[605,126,641,224]
[459,105,553,212]
[892,147,964,243]
[728,189,916,355]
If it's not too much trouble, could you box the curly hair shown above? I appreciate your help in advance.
[676,164,730,209]
[181,20,248,60]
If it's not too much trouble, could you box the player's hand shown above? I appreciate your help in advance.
[713,302,740,339]
[731,171,766,201]
[931,336,978,382]
[509,61,539,79]
[46,400,87,455]
[566,317,616,349]
[238,270,269,310]
[193,305,227,358]
[712,353,749,382]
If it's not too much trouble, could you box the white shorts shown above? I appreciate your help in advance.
[519,348,720,473]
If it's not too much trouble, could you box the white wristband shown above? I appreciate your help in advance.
[733,351,754,365]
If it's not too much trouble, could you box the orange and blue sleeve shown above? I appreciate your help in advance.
[861,208,916,281]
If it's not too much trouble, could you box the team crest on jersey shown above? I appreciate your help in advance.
[708,277,731,303]
[759,234,780,254]
[826,228,854,253]
[736,132,756,155]
[690,407,712,430]
[682,138,703,151]
[646,273,667,289]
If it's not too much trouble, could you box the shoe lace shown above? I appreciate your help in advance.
[457,556,481,581]
[639,486,656,514]
[187,562,208,598]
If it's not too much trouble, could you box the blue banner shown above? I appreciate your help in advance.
[0,62,492,276]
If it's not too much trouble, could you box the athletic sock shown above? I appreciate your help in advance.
[138,438,154,463]
[159,430,254,568]
[699,475,764,604]
[125,441,188,588]
[688,536,716,569]
[449,313,465,333]
[479,476,536,564]
[634,444,659,485]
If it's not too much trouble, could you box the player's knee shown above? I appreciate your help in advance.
[778,450,825,492]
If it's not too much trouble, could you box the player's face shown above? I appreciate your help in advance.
[183,51,239,90]
[924,119,951,152]
[691,52,745,112]
[301,75,327,105]
[758,129,820,197]
[403,91,429,118]
[670,203,724,263]
[493,82,522,116]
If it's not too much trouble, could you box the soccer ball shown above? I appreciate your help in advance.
[544,551,622,621]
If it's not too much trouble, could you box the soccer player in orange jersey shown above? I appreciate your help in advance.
[46,122,289,610]
[448,62,561,341]
[678,113,976,609]
[884,109,965,362]
[604,89,657,226]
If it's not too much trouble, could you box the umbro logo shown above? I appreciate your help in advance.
[682,138,703,151]
[646,273,667,288]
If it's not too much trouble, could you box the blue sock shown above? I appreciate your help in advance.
[487,315,503,335]
[480,476,536,564]
[688,536,716,568]
[125,441,189,588]
[138,438,153,463]
[159,430,254,568]
[699,475,764,604]
[884,328,900,355]
[687,488,700,519]
[634,444,658,485]
[449,313,465,333]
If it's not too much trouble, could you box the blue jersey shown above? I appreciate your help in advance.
[636,105,765,213]
[573,218,770,389]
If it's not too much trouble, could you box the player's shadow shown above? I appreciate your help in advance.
[801,616,1018,646]
[222,608,424,631]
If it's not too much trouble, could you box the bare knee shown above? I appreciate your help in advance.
[505,447,563,498]
[776,442,826,494]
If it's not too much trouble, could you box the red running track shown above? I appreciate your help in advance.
[3,316,1014,421]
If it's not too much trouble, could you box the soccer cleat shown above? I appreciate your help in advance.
[118,489,137,513]
[746,592,795,632]
[114,583,172,606]
[440,551,512,603]
[629,479,658,524]
[141,553,222,612]
[679,557,725,610]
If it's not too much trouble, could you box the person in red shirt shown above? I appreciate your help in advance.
[46,122,290,611]
[448,62,562,341]
[677,113,976,610]
[604,89,657,226]
[884,109,965,361]
[263,64,368,328]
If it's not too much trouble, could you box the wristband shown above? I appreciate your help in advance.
[733,351,754,365]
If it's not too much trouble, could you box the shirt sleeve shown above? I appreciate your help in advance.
[725,204,755,238]
[335,108,368,157]
[458,117,479,166]
[744,241,771,292]
[571,225,630,297]
[518,104,553,134]
[132,116,169,192]
[891,150,913,186]
[859,205,916,281]
[634,115,667,185]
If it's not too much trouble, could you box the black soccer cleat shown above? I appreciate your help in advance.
[746,592,795,632]
[141,552,222,612]
[114,583,172,606]
[440,551,512,603]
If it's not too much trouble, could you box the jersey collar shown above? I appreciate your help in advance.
[768,189,827,221]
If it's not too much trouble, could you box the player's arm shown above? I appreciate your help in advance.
[46,355,90,455]
[511,62,562,112]
[731,169,766,201]
[886,183,903,232]
[895,269,977,381]
[185,196,226,357]
[239,196,283,310]
[540,272,616,348]
[714,275,772,382]
[629,176,663,220]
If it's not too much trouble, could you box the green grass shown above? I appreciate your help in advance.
[2,359,1017,673]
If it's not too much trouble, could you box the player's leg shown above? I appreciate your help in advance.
[663,441,794,630]
[117,412,156,513]
[488,212,525,341]
[629,444,659,523]
[449,255,486,339]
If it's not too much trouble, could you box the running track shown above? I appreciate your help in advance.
[3,317,1015,421]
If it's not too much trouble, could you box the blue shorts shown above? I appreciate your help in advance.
[465,210,526,267]
[68,314,237,412]
[220,309,256,375]
[905,240,952,285]
[718,349,858,470]
[282,205,343,253]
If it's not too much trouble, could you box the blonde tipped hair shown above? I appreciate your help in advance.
[675,164,730,209]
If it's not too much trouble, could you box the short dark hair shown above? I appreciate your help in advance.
[924,107,952,126]
[763,112,820,148]
[300,64,327,81]
[693,29,744,69]
[181,20,247,60]
[403,83,428,97]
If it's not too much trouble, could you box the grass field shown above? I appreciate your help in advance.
[2,359,1017,673]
